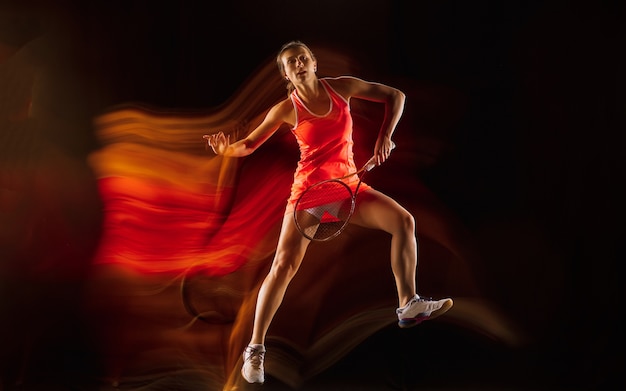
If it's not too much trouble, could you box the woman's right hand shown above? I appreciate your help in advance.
[203,132,230,155]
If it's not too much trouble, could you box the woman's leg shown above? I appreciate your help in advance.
[249,213,311,345]
[351,189,452,328]
[349,189,417,308]
[242,213,311,383]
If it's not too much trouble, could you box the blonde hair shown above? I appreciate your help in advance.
[276,40,316,95]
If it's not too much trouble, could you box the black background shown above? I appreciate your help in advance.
[1,0,623,390]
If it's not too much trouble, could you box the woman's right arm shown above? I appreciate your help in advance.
[204,99,292,157]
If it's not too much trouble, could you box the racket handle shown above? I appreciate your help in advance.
[364,159,377,172]
[365,141,396,171]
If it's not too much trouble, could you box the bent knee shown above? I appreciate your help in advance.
[270,252,304,279]
[398,210,416,234]
[379,208,415,236]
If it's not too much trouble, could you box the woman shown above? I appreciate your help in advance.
[204,40,452,385]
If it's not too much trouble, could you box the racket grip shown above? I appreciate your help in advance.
[364,159,377,172]
[365,141,396,171]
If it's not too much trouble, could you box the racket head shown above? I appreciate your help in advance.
[293,179,355,241]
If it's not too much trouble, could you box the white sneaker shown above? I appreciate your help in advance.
[396,295,453,328]
[241,344,265,384]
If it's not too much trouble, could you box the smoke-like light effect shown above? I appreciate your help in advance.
[87,58,298,278]
[2,37,527,390]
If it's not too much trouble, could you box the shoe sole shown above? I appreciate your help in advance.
[241,366,264,384]
[241,359,264,384]
[397,298,453,329]
[398,314,429,328]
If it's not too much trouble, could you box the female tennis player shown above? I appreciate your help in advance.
[204,40,453,384]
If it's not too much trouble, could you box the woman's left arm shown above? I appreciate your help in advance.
[332,76,406,165]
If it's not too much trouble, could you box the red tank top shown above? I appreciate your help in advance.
[286,79,371,213]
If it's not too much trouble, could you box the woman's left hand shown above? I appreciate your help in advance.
[374,138,396,166]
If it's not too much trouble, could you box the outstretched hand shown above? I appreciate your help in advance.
[203,132,230,155]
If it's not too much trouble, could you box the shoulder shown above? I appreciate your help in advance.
[265,97,296,126]
[323,76,364,90]
[325,76,404,102]
[323,76,376,98]
[268,97,294,116]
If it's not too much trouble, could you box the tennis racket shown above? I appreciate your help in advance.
[293,143,395,241]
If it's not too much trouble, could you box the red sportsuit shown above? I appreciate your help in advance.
[285,78,371,214]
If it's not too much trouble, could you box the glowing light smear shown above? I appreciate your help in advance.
[84,49,527,390]
[88,60,294,278]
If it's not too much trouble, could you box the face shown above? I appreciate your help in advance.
[280,47,317,83]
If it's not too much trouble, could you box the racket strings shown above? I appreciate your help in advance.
[294,179,354,241]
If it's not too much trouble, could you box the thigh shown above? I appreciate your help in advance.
[275,212,311,260]
[350,189,412,234]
